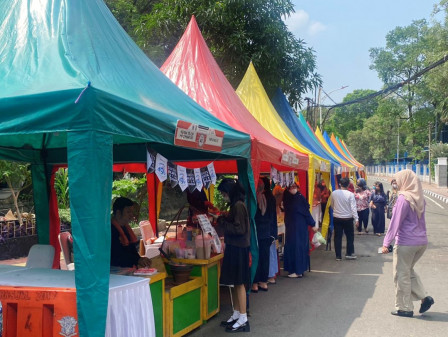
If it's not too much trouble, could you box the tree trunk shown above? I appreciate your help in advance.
[6,178,23,226]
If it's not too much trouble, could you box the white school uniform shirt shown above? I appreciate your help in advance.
[331,189,358,221]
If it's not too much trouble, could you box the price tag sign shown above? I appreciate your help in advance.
[196,214,222,254]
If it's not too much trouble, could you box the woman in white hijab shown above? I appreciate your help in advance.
[382,170,434,317]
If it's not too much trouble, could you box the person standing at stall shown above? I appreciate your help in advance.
[283,182,317,278]
[387,179,399,220]
[354,178,371,234]
[252,177,277,292]
[370,182,388,236]
[217,178,251,333]
[320,181,331,221]
[381,170,434,317]
[331,177,359,261]
[110,197,151,268]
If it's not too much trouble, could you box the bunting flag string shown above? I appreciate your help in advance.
[270,166,297,188]
[147,147,218,192]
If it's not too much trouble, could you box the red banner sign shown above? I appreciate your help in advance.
[174,120,224,152]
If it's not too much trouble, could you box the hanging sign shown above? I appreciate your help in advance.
[281,150,299,166]
[285,171,291,187]
[186,169,196,192]
[174,120,224,152]
[194,168,203,191]
[155,153,168,182]
[168,162,178,188]
[196,214,222,254]
[146,148,157,173]
[270,166,278,184]
[288,171,295,186]
[200,167,212,189]
[207,162,217,185]
[177,166,188,191]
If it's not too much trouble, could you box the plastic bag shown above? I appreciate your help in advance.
[312,232,327,246]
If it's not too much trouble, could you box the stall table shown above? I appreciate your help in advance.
[164,277,203,337]
[0,268,155,337]
[164,253,223,322]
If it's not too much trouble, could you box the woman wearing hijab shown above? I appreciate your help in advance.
[252,177,277,292]
[283,182,317,278]
[382,170,434,317]
[354,178,371,234]
[217,178,251,332]
[369,182,388,236]
[387,179,399,220]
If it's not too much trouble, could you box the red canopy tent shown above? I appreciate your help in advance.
[160,16,309,194]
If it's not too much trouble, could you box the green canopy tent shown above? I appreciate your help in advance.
[0,1,254,336]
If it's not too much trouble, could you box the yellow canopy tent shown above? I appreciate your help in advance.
[236,62,330,208]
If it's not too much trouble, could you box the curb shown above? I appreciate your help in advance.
[423,190,448,204]
[369,176,448,204]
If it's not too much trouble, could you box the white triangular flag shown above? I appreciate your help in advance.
[177,165,188,191]
[207,162,217,185]
[270,166,278,184]
[155,153,168,182]
[194,168,203,191]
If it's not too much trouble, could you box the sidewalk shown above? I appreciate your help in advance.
[374,175,448,203]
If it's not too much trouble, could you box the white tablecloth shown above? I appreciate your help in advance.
[0,268,155,337]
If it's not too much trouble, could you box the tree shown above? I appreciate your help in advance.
[105,0,321,108]
[369,20,429,120]
[0,160,31,225]
[324,89,379,138]
[346,98,403,164]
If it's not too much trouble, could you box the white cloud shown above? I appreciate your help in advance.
[284,9,326,38]
[308,21,327,36]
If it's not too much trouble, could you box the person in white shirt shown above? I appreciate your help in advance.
[331,177,359,261]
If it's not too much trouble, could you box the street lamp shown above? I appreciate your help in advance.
[318,85,349,129]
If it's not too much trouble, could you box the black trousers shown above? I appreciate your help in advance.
[333,217,355,258]
[357,208,369,231]
[253,238,272,283]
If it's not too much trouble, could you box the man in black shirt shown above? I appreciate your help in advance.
[110,197,151,268]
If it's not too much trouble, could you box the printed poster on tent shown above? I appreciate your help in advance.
[174,120,224,152]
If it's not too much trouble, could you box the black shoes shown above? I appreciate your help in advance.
[220,319,237,327]
[225,321,250,333]
[419,296,434,313]
[391,310,413,317]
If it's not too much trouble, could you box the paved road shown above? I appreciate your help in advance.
[189,180,448,337]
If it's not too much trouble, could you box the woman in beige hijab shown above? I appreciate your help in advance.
[382,170,434,317]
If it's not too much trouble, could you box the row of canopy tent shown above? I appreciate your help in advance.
[0,2,364,336]
[160,15,365,240]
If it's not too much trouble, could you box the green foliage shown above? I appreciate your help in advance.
[58,208,71,225]
[213,175,232,212]
[112,174,148,222]
[54,168,70,209]
[325,89,379,139]
[0,160,31,225]
[105,0,321,108]
[345,99,403,164]
[431,142,448,158]
[0,160,30,190]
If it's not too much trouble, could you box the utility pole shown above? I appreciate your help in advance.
[429,122,432,185]
[397,118,400,166]
[317,87,322,130]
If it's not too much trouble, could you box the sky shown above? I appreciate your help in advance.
[284,0,440,104]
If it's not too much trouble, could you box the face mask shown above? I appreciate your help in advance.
[290,188,298,195]
[392,184,398,189]
[375,188,380,192]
